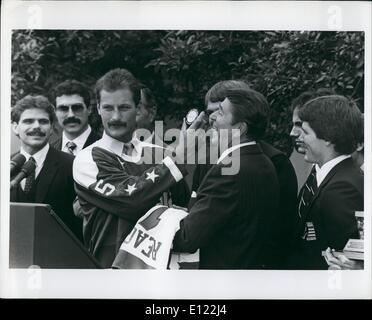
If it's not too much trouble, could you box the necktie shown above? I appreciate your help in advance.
[298,166,318,218]
[24,157,36,194]
[66,141,77,155]
[122,142,134,156]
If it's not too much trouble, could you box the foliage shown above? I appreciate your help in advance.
[11,30,364,155]
[12,30,164,131]
[145,31,364,154]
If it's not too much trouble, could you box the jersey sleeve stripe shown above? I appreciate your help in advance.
[73,148,99,188]
[162,156,183,182]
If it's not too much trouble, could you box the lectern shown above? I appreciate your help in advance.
[9,203,101,269]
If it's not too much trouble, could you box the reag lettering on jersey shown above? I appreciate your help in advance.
[113,205,191,269]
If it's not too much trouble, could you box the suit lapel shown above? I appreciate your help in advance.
[51,130,100,151]
[307,158,353,209]
[83,131,100,148]
[296,158,352,234]
[51,137,63,151]
[34,147,59,202]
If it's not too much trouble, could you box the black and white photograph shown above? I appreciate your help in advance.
[0,0,371,301]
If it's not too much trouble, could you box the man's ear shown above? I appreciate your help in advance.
[235,121,247,137]
[96,104,101,116]
[12,122,19,137]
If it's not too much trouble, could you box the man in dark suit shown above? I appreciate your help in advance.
[173,87,280,269]
[290,95,363,269]
[258,140,298,268]
[50,80,100,155]
[189,80,298,268]
[10,95,83,241]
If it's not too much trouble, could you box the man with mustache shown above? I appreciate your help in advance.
[73,69,194,267]
[10,95,83,241]
[51,80,101,155]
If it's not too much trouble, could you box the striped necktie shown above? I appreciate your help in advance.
[66,141,77,155]
[298,166,318,218]
[122,142,134,156]
[24,156,36,194]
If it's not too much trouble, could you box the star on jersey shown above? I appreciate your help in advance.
[146,169,159,183]
[124,183,137,195]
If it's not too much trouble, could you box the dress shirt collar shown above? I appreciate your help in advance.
[100,131,126,157]
[99,131,144,162]
[315,154,351,187]
[62,125,91,153]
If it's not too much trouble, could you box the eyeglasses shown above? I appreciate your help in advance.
[56,104,86,114]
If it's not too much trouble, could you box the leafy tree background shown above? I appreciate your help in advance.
[12,30,364,156]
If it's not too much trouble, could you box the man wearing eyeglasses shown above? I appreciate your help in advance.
[51,80,101,155]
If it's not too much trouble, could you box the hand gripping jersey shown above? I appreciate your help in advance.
[112,205,199,269]
[73,134,187,268]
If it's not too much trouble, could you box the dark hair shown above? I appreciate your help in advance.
[205,80,251,106]
[291,88,336,112]
[53,79,91,107]
[11,95,56,123]
[298,95,363,155]
[224,88,270,140]
[140,85,157,111]
[95,68,141,106]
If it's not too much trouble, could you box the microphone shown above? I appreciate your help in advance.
[10,159,36,190]
[10,154,26,177]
